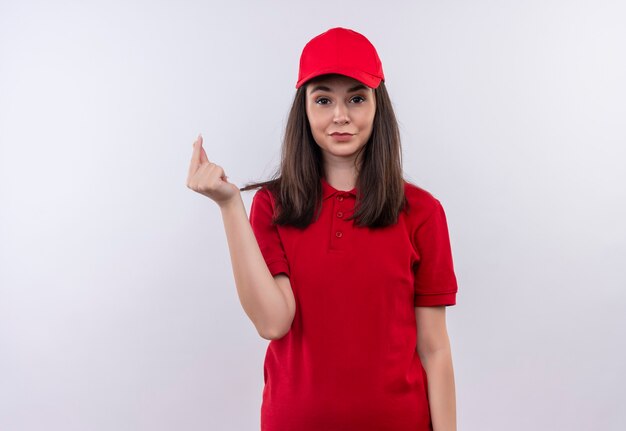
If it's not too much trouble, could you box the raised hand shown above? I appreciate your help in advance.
[186,134,240,207]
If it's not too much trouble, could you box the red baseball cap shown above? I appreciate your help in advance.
[295,27,385,89]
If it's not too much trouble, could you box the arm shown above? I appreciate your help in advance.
[416,306,456,431]
[186,135,295,340]
[220,195,296,340]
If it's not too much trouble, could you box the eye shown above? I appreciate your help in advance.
[351,95,366,103]
[315,97,331,105]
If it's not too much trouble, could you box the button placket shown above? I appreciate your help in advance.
[330,192,351,250]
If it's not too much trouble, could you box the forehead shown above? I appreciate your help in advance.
[306,74,371,93]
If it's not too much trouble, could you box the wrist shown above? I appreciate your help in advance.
[218,193,243,213]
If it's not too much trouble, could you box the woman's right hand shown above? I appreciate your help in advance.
[186,134,240,208]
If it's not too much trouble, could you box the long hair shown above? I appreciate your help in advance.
[240,76,408,229]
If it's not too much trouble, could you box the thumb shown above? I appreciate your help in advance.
[198,134,209,164]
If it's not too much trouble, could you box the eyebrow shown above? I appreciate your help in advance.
[309,83,368,94]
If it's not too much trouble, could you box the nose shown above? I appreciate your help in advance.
[333,102,350,124]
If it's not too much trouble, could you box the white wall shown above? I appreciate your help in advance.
[1,0,624,429]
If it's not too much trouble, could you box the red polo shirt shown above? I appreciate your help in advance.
[249,176,458,431]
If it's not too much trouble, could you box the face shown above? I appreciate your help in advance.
[305,74,376,168]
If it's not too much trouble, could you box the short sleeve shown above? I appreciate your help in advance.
[249,188,291,278]
[413,200,458,307]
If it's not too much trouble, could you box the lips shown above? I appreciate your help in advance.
[330,133,354,142]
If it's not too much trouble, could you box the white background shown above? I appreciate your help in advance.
[1,0,625,430]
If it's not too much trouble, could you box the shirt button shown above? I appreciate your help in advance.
[336,211,343,218]
[335,231,343,238]
[337,195,344,201]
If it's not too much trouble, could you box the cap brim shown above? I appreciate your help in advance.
[296,67,382,89]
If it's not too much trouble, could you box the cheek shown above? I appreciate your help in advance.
[366,109,376,128]
[357,111,374,129]
[307,112,325,132]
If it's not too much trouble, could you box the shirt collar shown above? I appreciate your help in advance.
[321,176,357,201]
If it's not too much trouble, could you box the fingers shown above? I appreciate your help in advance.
[187,133,208,183]
[186,133,230,193]
[195,134,210,164]
[199,144,209,164]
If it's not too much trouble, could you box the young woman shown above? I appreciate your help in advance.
[187,27,458,431]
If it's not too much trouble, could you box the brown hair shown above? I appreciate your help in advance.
[240,74,408,229]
